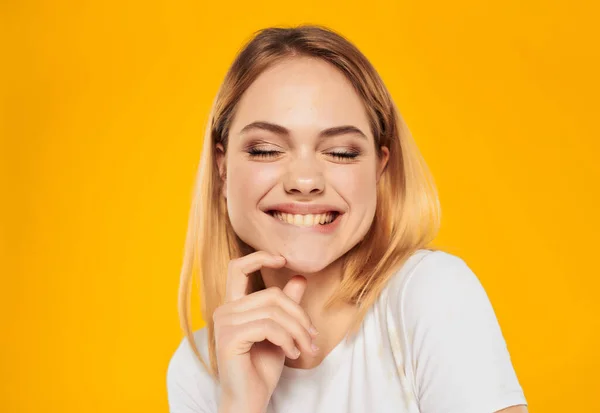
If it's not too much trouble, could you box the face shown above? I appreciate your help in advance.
[216,57,389,274]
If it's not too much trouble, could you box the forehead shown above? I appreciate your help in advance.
[230,57,371,138]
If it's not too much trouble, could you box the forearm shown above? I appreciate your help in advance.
[218,396,266,413]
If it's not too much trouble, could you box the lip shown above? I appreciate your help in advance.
[261,203,345,215]
[266,209,344,234]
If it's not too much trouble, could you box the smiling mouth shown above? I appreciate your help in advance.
[266,210,341,227]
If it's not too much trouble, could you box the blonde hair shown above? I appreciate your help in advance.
[177,24,442,379]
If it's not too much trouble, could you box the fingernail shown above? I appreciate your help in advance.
[309,325,319,336]
[311,342,319,352]
[293,347,301,358]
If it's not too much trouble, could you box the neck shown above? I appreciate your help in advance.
[259,257,358,369]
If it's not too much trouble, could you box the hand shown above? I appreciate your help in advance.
[214,251,319,413]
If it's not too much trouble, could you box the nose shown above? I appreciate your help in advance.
[283,156,325,196]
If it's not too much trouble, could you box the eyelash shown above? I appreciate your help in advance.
[247,148,360,161]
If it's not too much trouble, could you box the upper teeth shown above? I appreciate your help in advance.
[271,212,336,226]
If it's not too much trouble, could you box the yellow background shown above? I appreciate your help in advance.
[2,1,599,412]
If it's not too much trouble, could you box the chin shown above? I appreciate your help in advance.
[284,260,328,274]
[278,250,340,275]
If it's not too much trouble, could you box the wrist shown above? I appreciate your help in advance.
[218,395,266,413]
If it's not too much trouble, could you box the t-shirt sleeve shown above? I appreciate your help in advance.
[401,251,527,413]
[166,331,219,413]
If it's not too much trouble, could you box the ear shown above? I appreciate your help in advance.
[376,146,390,183]
[215,143,227,198]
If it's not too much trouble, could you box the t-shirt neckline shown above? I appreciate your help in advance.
[278,248,429,380]
[279,322,357,380]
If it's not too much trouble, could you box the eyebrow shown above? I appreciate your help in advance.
[238,121,368,141]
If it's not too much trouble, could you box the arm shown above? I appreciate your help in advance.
[166,332,219,413]
[400,252,528,413]
[497,406,528,413]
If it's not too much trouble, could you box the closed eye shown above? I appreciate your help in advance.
[246,148,360,161]
[247,148,281,159]
[328,150,359,161]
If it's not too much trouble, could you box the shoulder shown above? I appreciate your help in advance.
[166,327,219,412]
[386,249,486,318]
[384,251,528,412]
[387,249,474,291]
[167,327,212,378]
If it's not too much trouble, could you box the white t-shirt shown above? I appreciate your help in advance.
[167,249,527,413]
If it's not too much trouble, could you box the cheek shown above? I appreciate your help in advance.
[227,162,279,211]
[225,162,281,250]
[330,165,378,210]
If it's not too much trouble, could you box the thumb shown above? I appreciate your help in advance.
[282,275,307,304]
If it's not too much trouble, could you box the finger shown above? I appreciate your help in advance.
[224,306,315,355]
[232,319,301,360]
[227,286,318,337]
[225,252,286,303]
[282,275,308,304]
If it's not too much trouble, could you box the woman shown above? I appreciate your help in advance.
[167,25,528,413]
